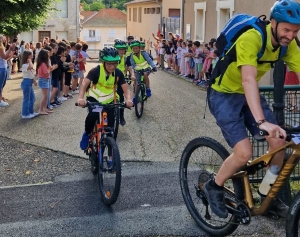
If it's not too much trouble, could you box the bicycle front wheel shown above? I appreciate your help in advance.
[134,84,144,118]
[179,137,244,236]
[98,136,121,205]
[113,106,120,140]
[286,191,300,237]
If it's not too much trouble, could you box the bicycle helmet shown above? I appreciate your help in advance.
[139,41,146,47]
[114,40,127,49]
[127,35,134,40]
[271,0,300,24]
[99,47,120,62]
[130,40,140,48]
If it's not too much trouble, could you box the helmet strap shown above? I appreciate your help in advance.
[271,22,281,48]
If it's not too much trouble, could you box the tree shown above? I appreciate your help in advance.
[89,1,105,11]
[0,0,59,37]
[103,0,131,10]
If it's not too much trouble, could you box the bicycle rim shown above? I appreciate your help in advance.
[89,135,98,174]
[98,136,121,205]
[179,137,243,236]
[134,85,144,118]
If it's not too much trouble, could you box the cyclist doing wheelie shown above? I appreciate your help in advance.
[78,47,133,150]
[130,40,157,99]
[114,40,135,126]
[204,0,300,219]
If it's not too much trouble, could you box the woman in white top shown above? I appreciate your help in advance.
[20,50,38,119]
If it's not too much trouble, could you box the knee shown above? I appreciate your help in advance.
[235,149,253,165]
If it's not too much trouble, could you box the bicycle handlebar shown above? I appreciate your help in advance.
[134,68,156,74]
[258,129,300,142]
[75,101,130,109]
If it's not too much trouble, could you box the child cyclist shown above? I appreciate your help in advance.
[77,47,133,150]
[114,40,135,126]
[129,40,156,99]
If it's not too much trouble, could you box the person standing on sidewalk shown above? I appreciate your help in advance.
[0,35,15,107]
[20,50,38,119]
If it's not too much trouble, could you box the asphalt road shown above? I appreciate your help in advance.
[0,63,286,236]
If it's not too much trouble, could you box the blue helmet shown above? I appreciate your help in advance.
[271,0,300,24]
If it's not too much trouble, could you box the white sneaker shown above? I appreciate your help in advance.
[58,96,68,102]
[22,114,36,119]
[0,100,8,107]
[30,112,39,117]
[72,89,79,94]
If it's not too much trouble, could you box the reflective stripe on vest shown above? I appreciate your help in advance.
[86,64,119,104]
[132,53,149,70]
[117,56,126,75]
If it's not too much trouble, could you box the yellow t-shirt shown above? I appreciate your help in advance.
[212,24,300,94]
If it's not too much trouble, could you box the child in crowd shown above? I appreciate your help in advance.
[20,50,38,119]
[71,43,85,93]
[63,45,74,99]
[175,41,182,74]
[186,43,194,79]
[180,42,188,76]
[37,49,57,115]
[201,46,213,86]
[192,41,202,82]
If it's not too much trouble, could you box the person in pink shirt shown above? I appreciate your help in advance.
[202,46,213,85]
[37,49,57,114]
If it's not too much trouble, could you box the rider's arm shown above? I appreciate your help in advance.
[141,51,155,68]
[129,55,136,70]
[78,77,90,100]
[116,70,132,102]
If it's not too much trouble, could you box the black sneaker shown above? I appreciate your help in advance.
[50,102,60,108]
[120,117,126,126]
[203,181,228,218]
[262,197,289,218]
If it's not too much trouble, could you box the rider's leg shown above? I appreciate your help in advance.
[144,72,150,88]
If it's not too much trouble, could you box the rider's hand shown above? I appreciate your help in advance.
[125,100,134,108]
[78,98,87,107]
[259,121,286,139]
[131,75,136,81]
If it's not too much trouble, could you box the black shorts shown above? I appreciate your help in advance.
[65,72,72,86]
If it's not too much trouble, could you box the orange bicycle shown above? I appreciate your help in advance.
[76,101,127,205]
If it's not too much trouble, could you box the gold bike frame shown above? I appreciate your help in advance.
[229,140,300,216]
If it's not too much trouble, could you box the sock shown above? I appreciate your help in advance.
[210,179,223,190]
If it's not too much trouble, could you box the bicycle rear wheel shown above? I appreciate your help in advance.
[179,137,244,236]
[98,136,121,205]
[286,191,300,237]
[134,84,144,118]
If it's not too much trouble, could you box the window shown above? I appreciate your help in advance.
[104,43,114,47]
[84,29,101,42]
[216,0,234,36]
[138,7,142,23]
[57,0,68,18]
[89,30,95,38]
[129,8,131,21]
[156,7,160,14]
[108,29,116,39]
[144,8,147,14]
[150,8,155,14]
[194,2,206,42]
[133,8,137,22]
[169,9,180,17]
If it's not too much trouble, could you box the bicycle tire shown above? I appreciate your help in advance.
[286,191,300,237]
[134,83,144,118]
[179,137,244,236]
[113,106,120,140]
[89,122,99,175]
[98,136,121,205]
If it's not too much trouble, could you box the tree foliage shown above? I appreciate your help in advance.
[89,1,105,11]
[81,0,131,11]
[0,0,59,37]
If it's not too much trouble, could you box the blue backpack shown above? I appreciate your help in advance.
[212,14,287,85]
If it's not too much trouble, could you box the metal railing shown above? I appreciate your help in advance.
[249,85,300,183]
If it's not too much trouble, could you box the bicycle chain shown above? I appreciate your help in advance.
[198,171,251,226]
